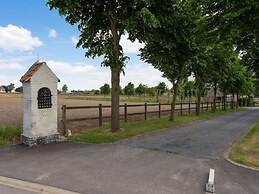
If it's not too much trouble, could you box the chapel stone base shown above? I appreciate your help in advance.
[21,134,60,146]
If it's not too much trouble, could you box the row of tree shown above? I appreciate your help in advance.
[48,0,259,132]
[1,84,23,93]
[99,82,168,97]
[99,81,205,101]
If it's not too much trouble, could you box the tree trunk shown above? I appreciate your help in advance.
[236,92,239,108]
[110,20,121,133]
[111,66,120,132]
[223,92,226,111]
[231,93,235,109]
[213,82,217,112]
[196,89,201,116]
[169,83,178,121]
[156,90,160,103]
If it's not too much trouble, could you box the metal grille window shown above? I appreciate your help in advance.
[38,87,52,109]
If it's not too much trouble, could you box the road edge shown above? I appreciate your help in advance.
[0,175,82,194]
[224,146,259,172]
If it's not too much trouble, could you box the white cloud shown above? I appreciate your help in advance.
[44,59,170,90]
[0,62,24,70]
[0,55,35,63]
[121,63,171,87]
[0,74,21,87]
[120,35,144,54]
[0,24,42,52]
[48,29,57,39]
[0,75,7,80]
[71,36,78,46]
[46,60,96,75]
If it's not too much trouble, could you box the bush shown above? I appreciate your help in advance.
[0,125,22,145]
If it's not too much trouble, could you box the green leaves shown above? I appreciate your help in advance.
[100,83,111,95]
[124,82,135,96]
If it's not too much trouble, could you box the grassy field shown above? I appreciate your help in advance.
[230,121,259,168]
[0,125,22,146]
[68,108,242,144]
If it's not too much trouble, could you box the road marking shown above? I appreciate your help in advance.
[0,176,81,194]
[34,173,51,181]
[205,168,215,193]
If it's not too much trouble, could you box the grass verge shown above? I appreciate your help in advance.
[230,121,259,168]
[0,125,22,146]
[68,108,242,144]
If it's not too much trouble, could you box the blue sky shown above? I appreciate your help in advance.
[0,0,170,90]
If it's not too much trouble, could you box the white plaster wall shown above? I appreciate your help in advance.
[22,82,32,137]
[28,65,59,137]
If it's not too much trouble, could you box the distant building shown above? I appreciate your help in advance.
[205,88,223,102]
[205,88,236,102]
[0,87,6,93]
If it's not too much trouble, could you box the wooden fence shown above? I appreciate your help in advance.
[61,101,233,134]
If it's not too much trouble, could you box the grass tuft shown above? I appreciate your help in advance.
[0,125,22,146]
[230,121,259,168]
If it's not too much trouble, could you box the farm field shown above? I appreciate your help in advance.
[1,93,195,133]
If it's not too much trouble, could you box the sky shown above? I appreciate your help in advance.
[0,0,171,91]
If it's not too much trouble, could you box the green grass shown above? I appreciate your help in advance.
[68,108,242,144]
[0,125,22,146]
[230,121,259,168]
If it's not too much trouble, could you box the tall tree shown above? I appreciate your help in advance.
[140,1,195,121]
[123,82,135,96]
[183,80,196,101]
[155,82,168,102]
[146,87,156,98]
[62,84,68,93]
[201,0,259,76]
[47,0,160,132]
[135,84,148,96]
[3,83,15,93]
[100,83,111,95]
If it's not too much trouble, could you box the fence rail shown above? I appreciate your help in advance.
[61,101,233,135]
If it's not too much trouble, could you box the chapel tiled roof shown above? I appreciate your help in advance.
[20,61,45,83]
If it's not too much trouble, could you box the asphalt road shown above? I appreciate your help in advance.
[122,108,259,160]
[0,108,258,194]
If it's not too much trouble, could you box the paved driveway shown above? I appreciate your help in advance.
[122,108,259,160]
[0,108,258,194]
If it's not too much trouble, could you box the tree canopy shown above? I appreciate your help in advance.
[47,0,163,132]
[100,83,111,95]
[62,84,68,93]
[123,82,135,96]
[140,0,196,120]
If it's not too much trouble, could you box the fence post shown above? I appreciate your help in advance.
[99,104,103,126]
[159,103,161,118]
[201,102,204,112]
[144,103,147,120]
[189,102,191,114]
[207,102,209,111]
[180,103,183,115]
[124,103,127,122]
[61,105,67,136]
